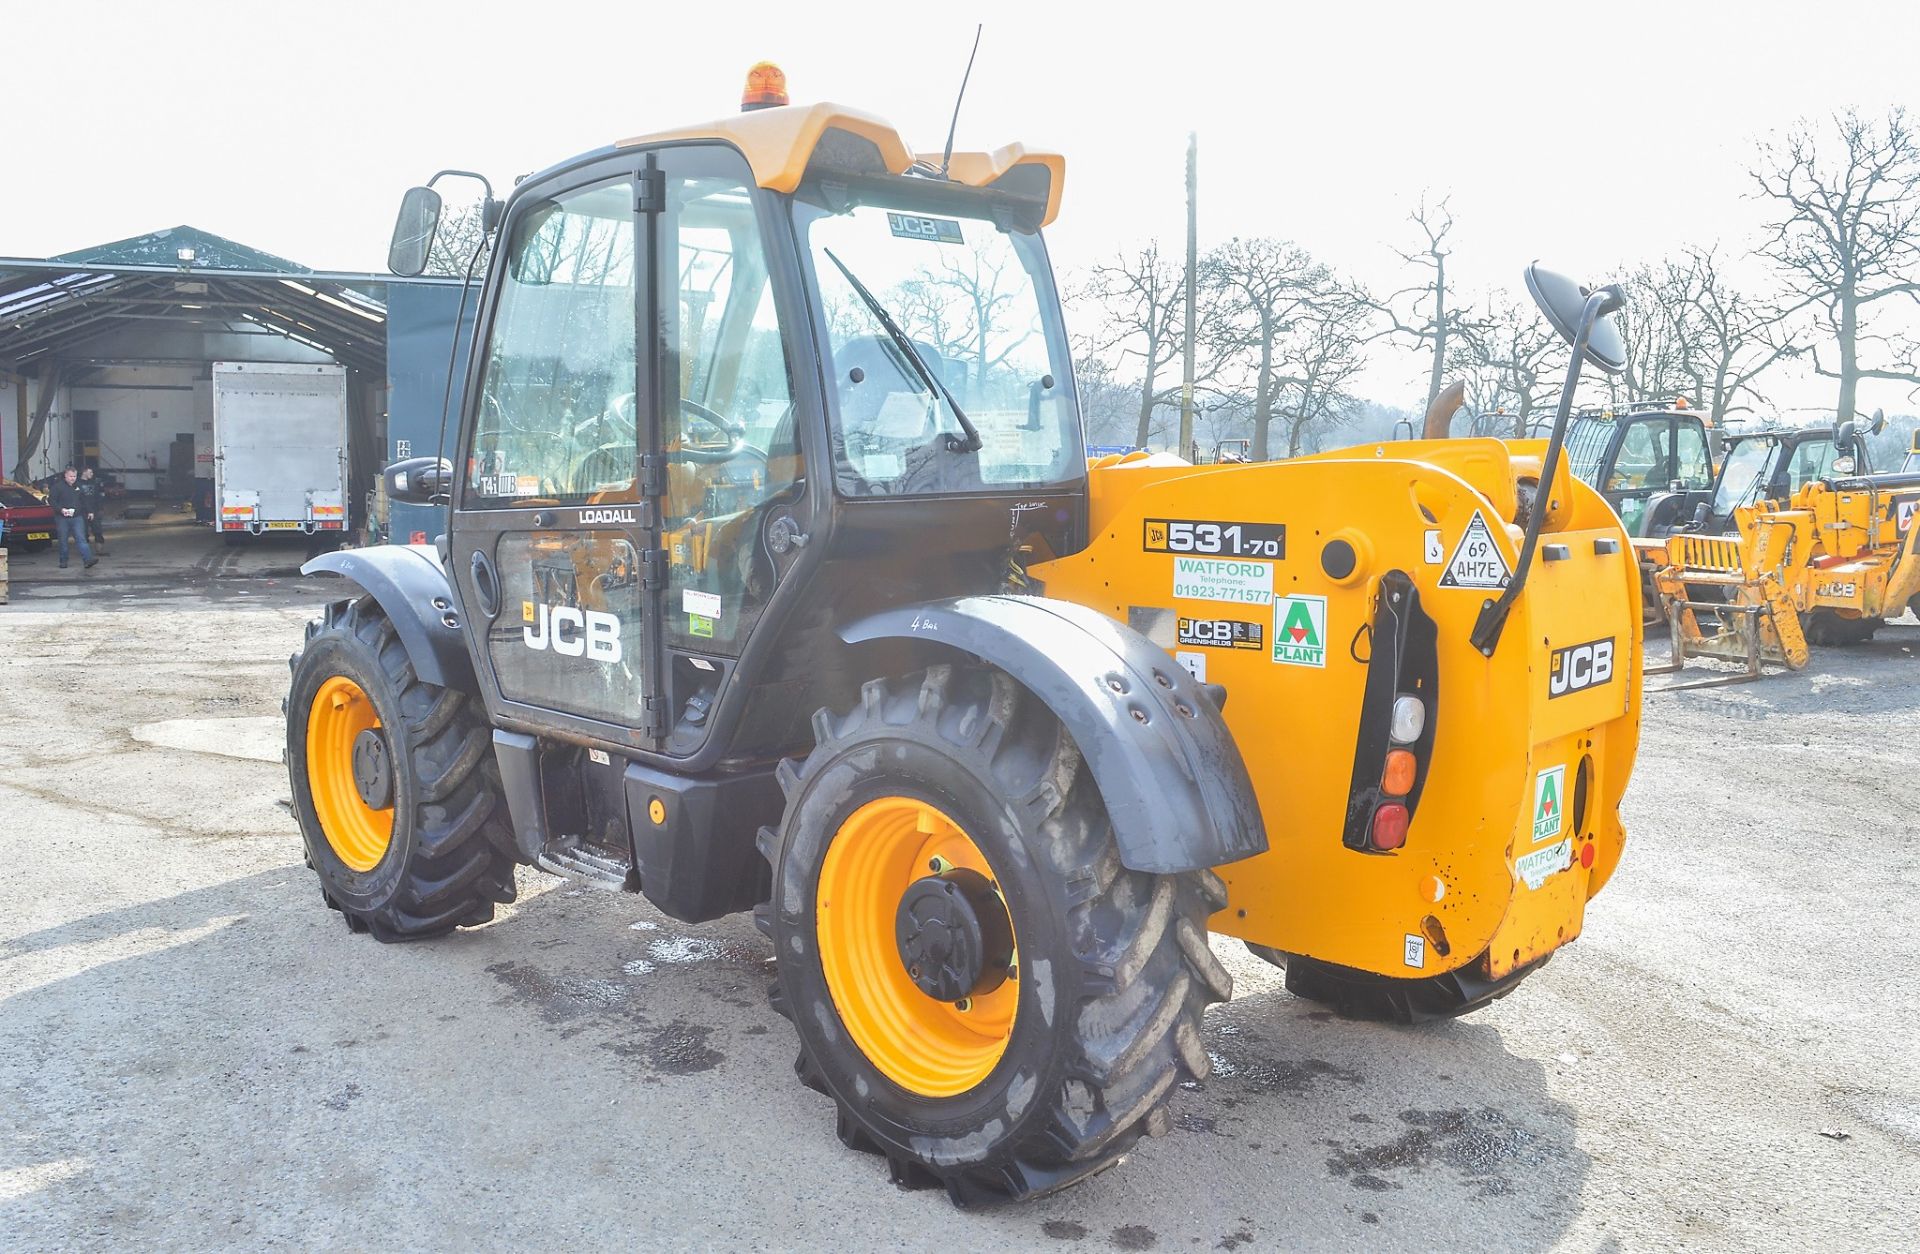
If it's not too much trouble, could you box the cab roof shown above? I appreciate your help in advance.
[615,101,1065,228]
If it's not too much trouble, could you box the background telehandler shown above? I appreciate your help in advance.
[287,78,1643,1205]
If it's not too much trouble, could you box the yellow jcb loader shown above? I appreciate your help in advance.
[1651,417,1920,687]
[286,73,1644,1204]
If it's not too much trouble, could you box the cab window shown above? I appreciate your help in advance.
[1674,423,1713,490]
[661,164,801,656]
[466,181,638,507]
[1607,419,1671,492]
[1787,438,1840,493]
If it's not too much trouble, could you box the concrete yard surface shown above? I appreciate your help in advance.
[2,549,1917,1250]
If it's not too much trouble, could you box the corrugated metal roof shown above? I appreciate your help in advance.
[0,261,395,374]
[54,225,311,274]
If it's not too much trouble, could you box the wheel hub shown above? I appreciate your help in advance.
[351,727,394,810]
[895,867,1014,1002]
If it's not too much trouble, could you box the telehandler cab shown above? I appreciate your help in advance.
[287,78,1642,1204]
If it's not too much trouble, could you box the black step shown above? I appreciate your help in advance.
[535,837,633,890]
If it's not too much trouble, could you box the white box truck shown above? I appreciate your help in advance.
[211,361,350,538]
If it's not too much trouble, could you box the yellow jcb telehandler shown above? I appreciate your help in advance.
[285,73,1643,1204]
[1651,417,1920,686]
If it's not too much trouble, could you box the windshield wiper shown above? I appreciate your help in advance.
[822,248,982,453]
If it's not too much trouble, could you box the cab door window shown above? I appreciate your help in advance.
[466,182,639,507]
[1674,423,1713,490]
[660,156,801,656]
[1606,419,1672,492]
[461,179,649,729]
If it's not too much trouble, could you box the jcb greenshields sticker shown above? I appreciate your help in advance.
[1271,594,1328,667]
[1532,765,1566,843]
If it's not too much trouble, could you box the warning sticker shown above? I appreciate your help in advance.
[1532,765,1566,844]
[1271,594,1328,668]
[1438,512,1512,590]
[1898,499,1917,533]
[1517,838,1572,890]
[1423,529,1444,564]
[1174,650,1207,683]
[682,588,722,618]
[1173,556,1274,605]
[1403,934,1426,969]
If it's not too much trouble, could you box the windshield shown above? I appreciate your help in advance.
[794,190,1081,495]
[1712,439,1776,517]
[1565,418,1614,485]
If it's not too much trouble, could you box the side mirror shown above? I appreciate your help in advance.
[1834,418,1859,456]
[1870,407,1888,436]
[1524,264,1628,375]
[388,186,443,277]
[384,456,453,504]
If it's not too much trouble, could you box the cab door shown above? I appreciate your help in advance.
[1603,417,1674,535]
[448,164,666,749]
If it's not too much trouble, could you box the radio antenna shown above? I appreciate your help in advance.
[938,24,983,179]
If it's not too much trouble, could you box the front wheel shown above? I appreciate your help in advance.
[760,664,1231,1206]
[287,596,518,940]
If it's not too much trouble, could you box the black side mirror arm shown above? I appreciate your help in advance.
[1469,284,1625,656]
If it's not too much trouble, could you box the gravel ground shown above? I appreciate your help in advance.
[2,536,1916,1251]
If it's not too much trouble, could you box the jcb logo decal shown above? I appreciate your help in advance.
[1548,637,1614,699]
[524,603,622,663]
[1177,617,1264,650]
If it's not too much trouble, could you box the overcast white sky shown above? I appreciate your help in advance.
[6,0,1920,412]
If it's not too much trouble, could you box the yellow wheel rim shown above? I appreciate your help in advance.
[306,675,394,873]
[816,797,1018,1098]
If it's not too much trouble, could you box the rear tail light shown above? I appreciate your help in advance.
[1382,748,1417,795]
[1390,694,1426,744]
[1371,804,1409,851]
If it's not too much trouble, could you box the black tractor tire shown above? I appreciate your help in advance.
[286,596,518,941]
[759,663,1231,1207]
[1247,943,1546,1025]
[1802,609,1880,646]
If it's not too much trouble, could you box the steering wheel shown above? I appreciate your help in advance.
[673,397,750,465]
[599,394,749,465]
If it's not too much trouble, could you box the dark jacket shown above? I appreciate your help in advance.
[48,479,84,517]
[75,476,105,515]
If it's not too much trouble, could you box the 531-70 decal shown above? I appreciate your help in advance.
[1144,518,1285,559]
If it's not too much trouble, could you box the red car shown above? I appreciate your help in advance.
[0,479,56,550]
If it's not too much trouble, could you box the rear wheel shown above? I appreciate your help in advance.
[760,664,1230,1206]
[287,596,518,940]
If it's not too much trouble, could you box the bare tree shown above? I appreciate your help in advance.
[1618,249,1798,422]
[1275,290,1372,455]
[1071,242,1189,448]
[1203,237,1341,459]
[1754,108,1920,419]
[1372,196,1478,412]
[423,202,493,278]
[1452,295,1565,436]
[897,242,1036,389]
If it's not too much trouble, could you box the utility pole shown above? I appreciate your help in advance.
[1179,131,1198,460]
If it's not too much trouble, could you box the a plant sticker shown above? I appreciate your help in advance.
[1533,764,1566,844]
[1271,594,1328,668]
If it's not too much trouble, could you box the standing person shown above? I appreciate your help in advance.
[49,467,98,570]
[77,466,109,555]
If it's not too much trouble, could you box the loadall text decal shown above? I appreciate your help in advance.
[1177,617,1265,650]
[1548,637,1614,698]
[1144,518,1285,559]
[522,602,623,663]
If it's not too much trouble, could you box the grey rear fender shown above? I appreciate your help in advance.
[302,544,474,691]
[841,595,1268,875]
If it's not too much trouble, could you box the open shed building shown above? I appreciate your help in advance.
[0,225,469,542]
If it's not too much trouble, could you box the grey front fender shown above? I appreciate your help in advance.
[302,544,474,691]
[841,596,1267,874]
